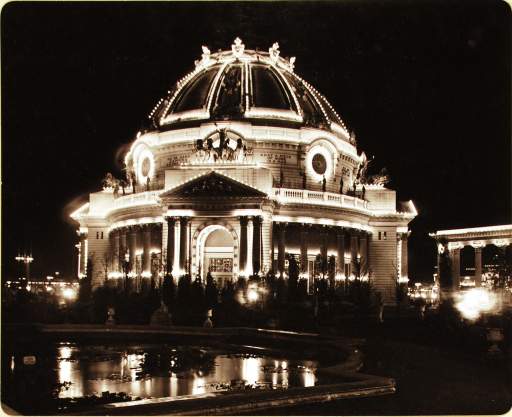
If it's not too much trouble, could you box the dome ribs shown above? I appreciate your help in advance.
[145,41,349,141]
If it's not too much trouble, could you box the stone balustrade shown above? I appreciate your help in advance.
[273,188,368,211]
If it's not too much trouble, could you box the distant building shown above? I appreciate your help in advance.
[431,225,512,290]
[70,39,416,304]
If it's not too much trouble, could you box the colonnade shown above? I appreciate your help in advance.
[446,243,509,289]
[273,222,370,280]
[101,219,372,287]
[164,217,189,274]
[238,216,263,277]
[110,223,161,276]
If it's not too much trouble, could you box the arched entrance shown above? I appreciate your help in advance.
[196,225,236,286]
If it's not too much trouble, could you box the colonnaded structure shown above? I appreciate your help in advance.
[70,39,417,304]
[431,225,512,290]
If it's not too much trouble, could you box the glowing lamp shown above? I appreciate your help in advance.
[62,288,76,300]
[455,288,497,321]
[247,288,259,302]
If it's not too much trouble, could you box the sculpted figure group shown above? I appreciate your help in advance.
[194,128,247,163]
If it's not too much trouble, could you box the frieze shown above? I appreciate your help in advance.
[166,154,190,167]
[258,153,292,164]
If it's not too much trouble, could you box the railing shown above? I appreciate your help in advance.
[111,190,161,211]
[272,188,369,211]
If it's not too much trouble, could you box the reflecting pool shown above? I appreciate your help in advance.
[5,343,317,405]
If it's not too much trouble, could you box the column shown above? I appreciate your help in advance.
[239,217,248,275]
[246,217,254,277]
[320,226,328,280]
[336,228,345,277]
[350,230,359,278]
[475,246,482,287]
[119,228,126,260]
[112,230,120,272]
[142,225,152,273]
[300,224,309,275]
[179,217,189,273]
[128,226,138,274]
[400,233,408,280]
[451,247,461,290]
[252,216,262,275]
[79,232,87,277]
[166,217,176,274]
[360,232,369,279]
[436,245,441,285]
[261,215,273,275]
[277,222,286,277]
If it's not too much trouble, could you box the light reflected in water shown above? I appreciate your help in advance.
[57,346,84,398]
[192,375,206,395]
[302,367,316,387]
[242,357,261,386]
[17,346,318,400]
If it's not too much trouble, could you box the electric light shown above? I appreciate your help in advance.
[62,288,76,300]
[247,288,259,302]
[435,224,512,236]
[141,271,152,278]
[245,108,302,122]
[335,273,345,281]
[455,288,497,321]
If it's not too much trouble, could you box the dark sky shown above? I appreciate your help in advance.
[2,1,511,281]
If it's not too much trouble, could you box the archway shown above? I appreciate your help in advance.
[196,225,236,286]
[460,245,475,276]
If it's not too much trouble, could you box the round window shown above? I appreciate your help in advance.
[141,157,151,177]
[312,153,327,175]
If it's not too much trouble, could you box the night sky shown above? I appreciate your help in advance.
[2,1,510,281]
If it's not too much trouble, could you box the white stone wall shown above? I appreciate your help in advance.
[368,225,399,305]
[87,226,110,288]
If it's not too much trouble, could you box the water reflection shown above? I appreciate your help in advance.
[13,344,317,400]
[242,357,260,386]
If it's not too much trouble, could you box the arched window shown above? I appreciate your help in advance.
[460,245,475,276]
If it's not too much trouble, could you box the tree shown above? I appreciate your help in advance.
[327,255,336,287]
[79,258,93,302]
[438,239,453,290]
[287,254,299,302]
[161,273,175,311]
[205,272,218,310]
[102,251,113,286]
[314,254,327,280]
[191,276,206,322]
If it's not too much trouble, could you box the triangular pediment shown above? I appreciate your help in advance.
[160,171,267,198]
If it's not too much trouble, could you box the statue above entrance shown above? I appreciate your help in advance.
[192,128,248,164]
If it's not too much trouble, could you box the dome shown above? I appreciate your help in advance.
[147,39,350,140]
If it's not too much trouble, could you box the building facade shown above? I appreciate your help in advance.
[431,224,512,290]
[71,39,417,304]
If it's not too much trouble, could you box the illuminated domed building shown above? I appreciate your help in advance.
[71,38,417,304]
